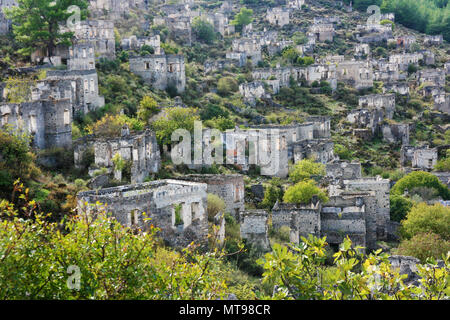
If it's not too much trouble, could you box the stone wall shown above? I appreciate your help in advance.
[129,54,186,93]
[267,7,290,27]
[77,180,209,248]
[182,174,245,218]
[1,98,72,150]
[240,210,270,251]
[326,162,362,183]
[46,69,105,115]
[0,0,16,35]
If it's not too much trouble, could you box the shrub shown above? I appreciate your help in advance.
[207,194,226,221]
[261,179,283,210]
[397,232,450,263]
[217,77,238,96]
[192,17,216,44]
[401,202,450,240]
[289,159,325,183]
[390,195,413,222]
[283,180,328,205]
[391,171,450,200]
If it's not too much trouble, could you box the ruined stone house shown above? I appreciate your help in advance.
[355,44,370,58]
[328,176,391,242]
[77,180,209,248]
[121,35,162,54]
[45,68,105,115]
[272,191,378,249]
[401,145,438,170]
[389,53,423,71]
[394,35,416,49]
[74,128,161,184]
[424,35,443,46]
[67,20,116,59]
[325,161,362,184]
[182,174,245,218]
[382,123,410,145]
[288,0,305,9]
[266,7,290,27]
[336,61,374,89]
[359,94,395,120]
[129,54,186,93]
[383,82,410,96]
[0,0,16,34]
[87,0,147,19]
[417,68,446,87]
[1,98,73,150]
[309,24,335,42]
[230,38,262,66]
[240,210,270,251]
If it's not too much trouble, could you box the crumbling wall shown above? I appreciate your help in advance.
[240,210,270,251]
[77,180,209,248]
[182,174,245,218]
[129,54,186,93]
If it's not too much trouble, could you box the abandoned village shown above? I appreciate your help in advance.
[0,0,449,300]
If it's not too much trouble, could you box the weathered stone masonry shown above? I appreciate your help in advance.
[77,180,209,248]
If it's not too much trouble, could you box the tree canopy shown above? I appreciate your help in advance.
[5,0,89,58]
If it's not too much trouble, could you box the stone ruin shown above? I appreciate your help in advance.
[393,35,416,50]
[309,24,335,42]
[401,145,438,170]
[129,54,186,94]
[240,210,270,251]
[64,20,116,60]
[424,35,443,46]
[230,38,262,66]
[382,123,410,145]
[355,44,370,58]
[74,128,161,184]
[355,24,393,43]
[389,53,423,71]
[181,174,245,218]
[87,0,148,19]
[417,68,446,88]
[121,35,162,54]
[325,161,362,184]
[347,94,396,137]
[222,118,333,178]
[266,7,290,27]
[383,82,410,96]
[1,98,72,150]
[272,191,378,249]
[239,81,279,105]
[336,61,374,89]
[372,60,401,82]
[77,180,209,248]
[201,12,235,37]
[288,0,305,9]
[0,0,16,35]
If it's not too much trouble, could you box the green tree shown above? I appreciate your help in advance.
[283,180,328,205]
[217,77,238,96]
[137,96,159,123]
[192,17,216,44]
[207,193,226,221]
[390,195,413,222]
[151,107,199,145]
[391,171,450,200]
[5,0,89,59]
[258,235,449,300]
[231,7,253,31]
[0,184,242,299]
[401,202,450,240]
[289,159,325,183]
[261,178,284,210]
[397,232,450,263]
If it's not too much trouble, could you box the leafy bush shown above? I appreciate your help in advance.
[192,17,216,44]
[390,195,413,222]
[283,180,328,205]
[401,202,450,240]
[397,232,450,263]
[207,193,226,221]
[257,235,449,300]
[87,114,145,138]
[217,77,239,96]
[392,171,450,200]
[289,160,325,183]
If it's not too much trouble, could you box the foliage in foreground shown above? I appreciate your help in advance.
[258,236,449,300]
[0,184,245,299]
